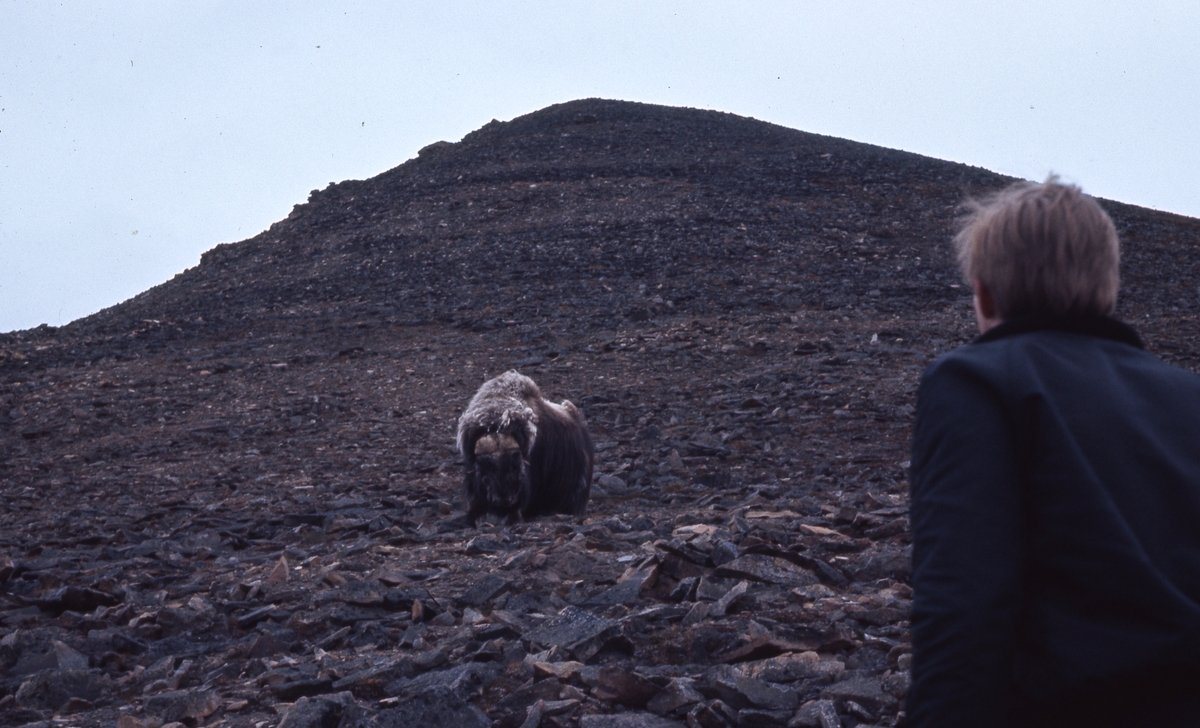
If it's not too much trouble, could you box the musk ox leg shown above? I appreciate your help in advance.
[465,471,487,527]
[467,500,486,527]
[568,479,592,518]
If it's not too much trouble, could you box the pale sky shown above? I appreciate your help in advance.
[2,1,1198,334]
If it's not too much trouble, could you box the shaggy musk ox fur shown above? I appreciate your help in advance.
[456,370,594,526]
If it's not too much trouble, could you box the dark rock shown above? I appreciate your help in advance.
[681,601,709,626]
[28,587,120,616]
[464,535,503,555]
[881,669,910,698]
[525,606,626,663]
[587,565,657,607]
[843,700,876,722]
[696,576,736,601]
[687,699,740,728]
[738,708,793,727]
[704,665,799,711]
[709,580,750,617]
[15,669,109,711]
[592,667,661,708]
[271,677,335,701]
[145,689,222,723]
[517,697,583,727]
[843,646,888,672]
[864,518,907,541]
[157,605,218,637]
[741,652,845,683]
[669,577,699,602]
[111,633,148,655]
[845,547,911,583]
[60,696,93,713]
[383,588,430,612]
[412,646,449,670]
[278,692,365,728]
[819,676,897,712]
[385,662,499,702]
[236,604,280,629]
[714,556,818,588]
[371,692,490,728]
[332,656,415,697]
[638,425,662,441]
[10,639,88,675]
[687,434,730,458]
[339,580,387,607]
[317,625,353,649]
[789,699,841,728]
[715,622,855,663]
[247,629,292,658]
[710,540,740,566]
[456,574,511,607]
[497,676,570,715]
[579,713,686,727]
[645,677,704,715]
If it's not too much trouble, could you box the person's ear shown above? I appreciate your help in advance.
[973,278,1002,333]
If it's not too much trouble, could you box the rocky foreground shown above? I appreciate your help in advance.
[0,462,913,728]
[3,99,1200,728]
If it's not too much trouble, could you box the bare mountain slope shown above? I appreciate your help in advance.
[71,99,1004,335]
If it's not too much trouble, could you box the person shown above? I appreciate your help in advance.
[908,178,1200,727]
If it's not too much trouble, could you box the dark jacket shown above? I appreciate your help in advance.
[909,316,1200,727]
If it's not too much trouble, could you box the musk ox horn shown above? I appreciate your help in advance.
[473,432,521,456]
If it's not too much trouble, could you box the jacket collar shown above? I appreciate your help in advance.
[975,315,1145,349]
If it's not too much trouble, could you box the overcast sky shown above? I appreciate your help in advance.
[2,1,1197,334]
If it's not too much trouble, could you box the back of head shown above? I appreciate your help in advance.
[955,177,1120,319]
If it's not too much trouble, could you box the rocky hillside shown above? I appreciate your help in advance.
[2,99,1199,728]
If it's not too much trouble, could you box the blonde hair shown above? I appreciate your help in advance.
[954,177,1120,319]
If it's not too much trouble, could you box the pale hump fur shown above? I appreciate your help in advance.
[457,370,545,454]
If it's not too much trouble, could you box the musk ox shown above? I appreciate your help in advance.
[456,370,594,526]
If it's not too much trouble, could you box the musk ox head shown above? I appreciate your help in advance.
[471,432,530,512]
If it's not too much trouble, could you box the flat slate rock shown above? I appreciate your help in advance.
[144,689,222,723]
[370,692,490,728]
[278,692,366,728]
[740,651,846,683]
[645,677,705,715]
[456,573,511,607]
[592,668,661,709]
[712,554,818,588]
[585,576,647,607]
[821,675,898,711]
[705,665,800,711]
[525,606,625,661]
[385,662,499,701]
[15,669,109,711]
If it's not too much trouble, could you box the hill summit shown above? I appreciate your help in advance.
[73,98,1011,337]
